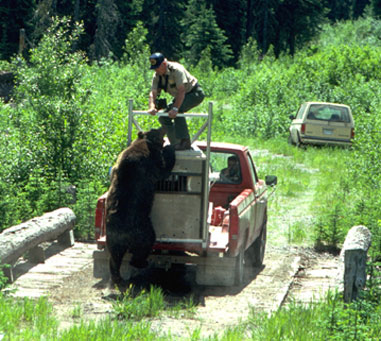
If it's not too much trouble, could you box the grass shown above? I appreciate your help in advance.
[1,282,380,340]
[1,137,379,340]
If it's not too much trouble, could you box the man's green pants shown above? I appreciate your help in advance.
[159,86,205,144]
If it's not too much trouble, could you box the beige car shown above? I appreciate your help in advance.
[289,102,355,147]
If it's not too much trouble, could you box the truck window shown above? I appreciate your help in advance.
[247,153,259,183]
[210,152,242,184]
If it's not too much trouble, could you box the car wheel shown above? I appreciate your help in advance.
[288,133,294,145]
[295,133,303,148]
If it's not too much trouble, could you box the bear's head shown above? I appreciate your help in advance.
[138,127,165,150]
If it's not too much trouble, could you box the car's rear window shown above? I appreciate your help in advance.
[296,103,307,119]
[307,104,351,123]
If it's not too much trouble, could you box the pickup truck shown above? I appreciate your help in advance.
[93,102,277,286]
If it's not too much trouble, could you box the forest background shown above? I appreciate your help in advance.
[0,1,380,338]
[0,1,380,258]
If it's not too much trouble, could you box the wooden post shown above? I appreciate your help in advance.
[19,28,26,54]
[340,225,371,303]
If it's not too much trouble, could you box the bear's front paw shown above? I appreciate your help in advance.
[129,258,149,269]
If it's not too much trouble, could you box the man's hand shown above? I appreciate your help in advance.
[168,108,178,118]
[148,107,158,116]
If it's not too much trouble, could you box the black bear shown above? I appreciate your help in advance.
[105,127,176,285]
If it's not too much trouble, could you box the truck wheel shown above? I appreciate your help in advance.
[253,222,267,267]
[245,218,267,268]
[235,250,245,285]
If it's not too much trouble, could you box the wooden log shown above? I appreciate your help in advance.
[0,208,76,268]
[340,225,371,303]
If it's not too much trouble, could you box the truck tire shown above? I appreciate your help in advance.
[253,221,267,267]
[245,217,267,268]
[234,250,245,285]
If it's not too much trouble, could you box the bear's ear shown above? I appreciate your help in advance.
[138,131,145,139]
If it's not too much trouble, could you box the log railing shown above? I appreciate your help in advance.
[340,225,372,302]
[0,208,76,283]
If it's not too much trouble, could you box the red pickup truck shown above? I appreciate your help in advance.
[93,103,277,286]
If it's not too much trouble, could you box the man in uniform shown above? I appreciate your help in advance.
[147,52,205,150]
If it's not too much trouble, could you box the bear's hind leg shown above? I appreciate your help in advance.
[108,244,128,285]
[129,220,155,269]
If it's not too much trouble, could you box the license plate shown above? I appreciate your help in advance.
[323,129,333,135]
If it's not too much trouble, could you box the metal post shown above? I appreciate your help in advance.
[127,99,133,146]
[201,102,213,247]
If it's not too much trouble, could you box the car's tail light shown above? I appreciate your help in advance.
[301,123,306,134]
[351,128,355,139]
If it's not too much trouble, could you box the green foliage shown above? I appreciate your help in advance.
[1,17,381,254]
[372,0,381,17]
[13,17,89,181]
[59,319,162,340]
[143,1,187,60]
[113,285,165,320]
[181,0,233,69]
[0,265,10,290]
[0,294,58,339]
[121,21,150,68]
[247,280,381,340]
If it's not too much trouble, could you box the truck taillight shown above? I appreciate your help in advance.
[351,128,355,139]
[301,123,306,134]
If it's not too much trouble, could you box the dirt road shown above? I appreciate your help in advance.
[8,241,340,338]
[7,149,341,338]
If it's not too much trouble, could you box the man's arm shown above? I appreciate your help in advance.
[148,89,158,115]
[168,84,185,118]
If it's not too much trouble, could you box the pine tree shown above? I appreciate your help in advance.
[207,0,247,64]
[181,0,232,69]
[325,0,352,21]
[352,0,371,19]
[251,0,280,55]
[92,0,119,60]
[0,0,36,59]
[140,0,186,61]
[274,0,326,56]
[371,0,381,17]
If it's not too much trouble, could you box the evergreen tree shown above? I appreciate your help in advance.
[140,0,186,60]
[113,0,144,59]
[0,0,36,60]
[92,0,119,60]
[251,0,279,55]
[325,0,352,21]
[352,0,371,19]
[246,0,255,41]
[274,0,326,56]
[181,0,232,68]
[371,0,381,17]
[207,0,247,64]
